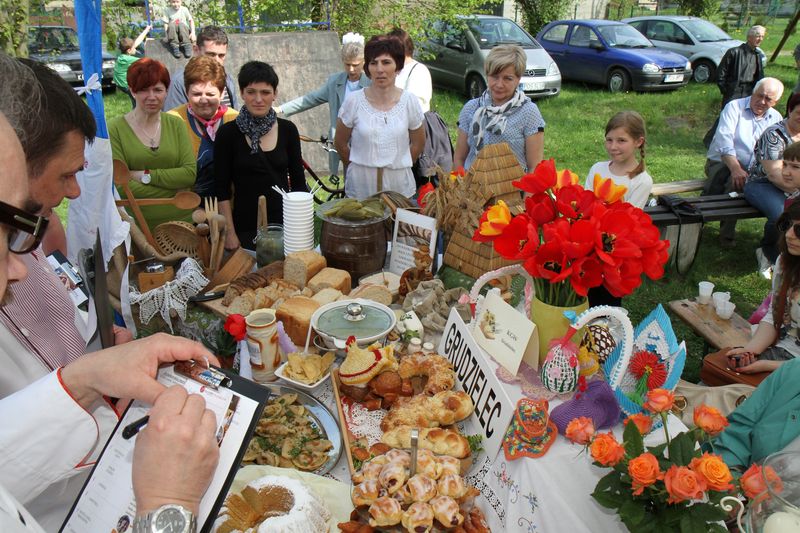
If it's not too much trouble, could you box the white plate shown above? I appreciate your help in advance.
[274,361,332,390]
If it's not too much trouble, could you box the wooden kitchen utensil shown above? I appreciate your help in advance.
[113,159,156,248]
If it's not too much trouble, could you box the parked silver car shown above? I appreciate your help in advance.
[419,15,561,99]
[622,15,742,83]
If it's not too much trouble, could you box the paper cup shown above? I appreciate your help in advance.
[712,291,731,308]
[715,301,735,320]
[698,281,714,305]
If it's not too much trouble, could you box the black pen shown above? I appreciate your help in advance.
[122,415,149,440]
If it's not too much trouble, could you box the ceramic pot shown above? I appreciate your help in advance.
[531,295,589,367]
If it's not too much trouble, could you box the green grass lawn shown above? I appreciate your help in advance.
[78,16,798,381]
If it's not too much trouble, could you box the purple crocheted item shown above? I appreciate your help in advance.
[550,380,621,435]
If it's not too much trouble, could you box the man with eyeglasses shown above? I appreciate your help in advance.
[0,107,219,533]
[162,25,239,111]
[704,77,784,248]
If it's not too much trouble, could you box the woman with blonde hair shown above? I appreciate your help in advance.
[453,44,544,172]
[277,32,370,176]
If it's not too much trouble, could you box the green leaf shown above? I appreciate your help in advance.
[624,420,645,457]
[595,471,617,493]
[668,431,695,466]
[679,513,708,533]
[592,489,624,509]
[620,499,646,526]
[647,443,668,456]
[688,502,727,523]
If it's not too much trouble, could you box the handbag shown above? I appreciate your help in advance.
[673,378,753,427]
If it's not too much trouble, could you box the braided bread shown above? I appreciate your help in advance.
[380,426,471,459]
[380,391,474,432]
[398,353,455,395]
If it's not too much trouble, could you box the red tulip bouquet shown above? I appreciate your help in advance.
[472,159,669,306]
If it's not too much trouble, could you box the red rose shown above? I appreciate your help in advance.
[224,314,247,341]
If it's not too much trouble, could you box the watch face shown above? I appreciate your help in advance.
[154,507,186,532]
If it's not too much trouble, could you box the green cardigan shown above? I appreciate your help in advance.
[109,112,196,229]
[714,357,800,467]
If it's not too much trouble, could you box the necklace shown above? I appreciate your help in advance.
[134,113,161,151]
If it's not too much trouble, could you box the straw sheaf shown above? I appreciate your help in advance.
[443,237,520,279]
[465,143,525,202]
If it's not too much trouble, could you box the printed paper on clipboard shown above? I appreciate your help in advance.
[60,365,271,533]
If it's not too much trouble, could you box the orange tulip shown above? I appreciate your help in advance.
[624,413,653,436]
[478,200,511,237]
[592,174,628,204]
[555,168,579,190]
[693,405,729,436]
[628,452,664,495]
[664,465,707,504]
[689,453,734,492]
[643,388,675,413]
[590,432,625,466]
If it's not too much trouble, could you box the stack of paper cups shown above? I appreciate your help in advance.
[283,191,315,254]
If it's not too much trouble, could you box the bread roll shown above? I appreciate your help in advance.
[349,283,392,306]
[284,251,326,289]
[275,296,320,346]
[308,267,352,294]
[380,426,471,459]
[311,287,342,306]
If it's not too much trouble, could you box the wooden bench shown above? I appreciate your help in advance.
[644,194,762,228]
[650,178,705,197]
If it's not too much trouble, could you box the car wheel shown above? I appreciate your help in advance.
[607,68,630,93]
[467,74,486,99]
[692,60,715,83]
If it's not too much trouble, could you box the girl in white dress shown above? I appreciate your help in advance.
[334,34,425,199]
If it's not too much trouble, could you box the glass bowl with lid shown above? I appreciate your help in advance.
[310,299,396,350]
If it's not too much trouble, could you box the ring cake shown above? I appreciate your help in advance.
[214,475,331,532]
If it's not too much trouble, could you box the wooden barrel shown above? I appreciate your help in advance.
[320,219,387,281]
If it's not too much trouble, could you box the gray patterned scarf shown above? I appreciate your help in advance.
[236,106,277,154]
[470,89,527,152]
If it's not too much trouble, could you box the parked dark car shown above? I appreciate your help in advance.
[28,25,116,90]
[419,15,561,99]
[623,15,742,83]
[536,19,692,92]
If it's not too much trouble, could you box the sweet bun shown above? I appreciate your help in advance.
[368,496,402,527]
[401,502,434,533]
[352,480,385,507]
[429,495,464,528]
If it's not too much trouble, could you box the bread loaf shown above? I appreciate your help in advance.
[311,287,342,306]
[222,261,284,305]
[349,283,392,306]
[381,426,471,459]
[308,267,351,295]
[276,296,320,346]
[284,251,326,289]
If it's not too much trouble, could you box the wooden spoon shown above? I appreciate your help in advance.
[195,223,211,268]
[115,190,201,209]
[257,195,267,229]
[113,159,156,248]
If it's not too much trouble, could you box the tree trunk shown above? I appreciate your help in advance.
[0,0,29,57]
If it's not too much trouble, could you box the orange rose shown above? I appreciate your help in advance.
[741,464,784,502]
[624,413,653,435]
[590,432,625,466]
[689,453,734,492]
[643,389,675,413]
[664,465,707,504]
[628,452,664,495]
[565,416,595,445]
[693,405,729,436]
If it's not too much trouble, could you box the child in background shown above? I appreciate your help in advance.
[782,142,800,207]
[584,110,653,209]
[114,24,152,107]
[162,0,195,58]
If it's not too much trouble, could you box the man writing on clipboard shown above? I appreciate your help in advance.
[0,56,219,532]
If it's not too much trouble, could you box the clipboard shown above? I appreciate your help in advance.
[60,365,271,533]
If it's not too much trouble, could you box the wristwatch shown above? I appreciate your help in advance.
[141,171,151,185]
[132,504,196,533]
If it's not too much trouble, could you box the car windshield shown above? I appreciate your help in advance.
[467,18,539,49]
[597,24,653,48]
[681,19,733,42]
[28,27,79,53]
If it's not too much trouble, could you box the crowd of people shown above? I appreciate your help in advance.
[3,15,800,531]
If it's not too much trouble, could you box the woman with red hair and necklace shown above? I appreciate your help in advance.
[109,58,195,229]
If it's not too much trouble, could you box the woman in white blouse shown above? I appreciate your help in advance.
[334,34,426,199]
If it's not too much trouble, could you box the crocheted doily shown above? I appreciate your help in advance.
[341,400,385,446]
[129,258,208,333]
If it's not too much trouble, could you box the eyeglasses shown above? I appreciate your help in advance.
[777,218,800,239]
[0,201,49,254]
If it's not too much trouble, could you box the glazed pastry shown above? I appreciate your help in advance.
[398,353,456,394]
[385,448,411,468]
[393,484,414,506]
[437,455,461,478]
[352,479,385,507]
[415,449,441,480]
[401,502,434,533]
[353,456,388,484]
[429,495,464,528]
[378,461,408,494]
[406,474,437,503]
[368,496,402,527]
[437,474,468,499]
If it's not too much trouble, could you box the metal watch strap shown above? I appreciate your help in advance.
[131,504,196,533]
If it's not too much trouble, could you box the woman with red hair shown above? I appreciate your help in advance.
[109,58,195,229]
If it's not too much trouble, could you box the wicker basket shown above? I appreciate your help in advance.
[154,221,199,259]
